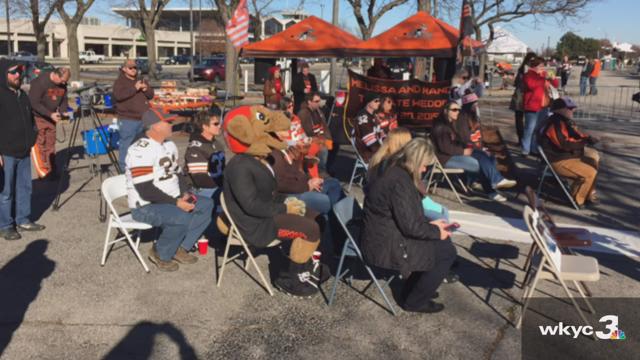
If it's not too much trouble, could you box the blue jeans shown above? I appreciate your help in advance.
[317,147,329,172]
[132,196,214,261]
[579,76,589,96]
[118,119,144,169]
[0,155,32,229]
[293,177,343,214]
[589,77,598,95]
[522,109,548,155]
[195,187,222,213]
[445,155,480,174]
[470,149,505,192]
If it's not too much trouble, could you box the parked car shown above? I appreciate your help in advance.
[79,50,105,64]
[164,54,192,65]
[135,58,163,74]
[10,51,38,63]
[386,57,413,79]
[189,57,225,82]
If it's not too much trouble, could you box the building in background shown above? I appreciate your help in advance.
[259,11,309,40]
[0,8,229,60]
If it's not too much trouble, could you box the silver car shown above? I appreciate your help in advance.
[10,51,38,62]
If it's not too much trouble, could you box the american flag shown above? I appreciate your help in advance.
[226,0,250,48]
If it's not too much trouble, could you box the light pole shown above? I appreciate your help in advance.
[5,0,11,55]
[189,0,194,81]
[329,0,338,94]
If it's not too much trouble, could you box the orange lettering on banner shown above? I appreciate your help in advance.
[400,112,414,119]
[351,78,364,89]
[412,99,446,108]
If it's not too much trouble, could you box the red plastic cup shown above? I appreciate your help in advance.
[197,239,208,255]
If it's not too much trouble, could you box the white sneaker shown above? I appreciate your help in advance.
[489,192,507,202]
[495,178,517,190]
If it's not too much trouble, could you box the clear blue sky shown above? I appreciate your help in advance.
[88,0,638,49]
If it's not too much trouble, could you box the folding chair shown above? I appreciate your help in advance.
[536,145,580,210]
[424,157,467,205]
[347,137,369,193]
[101,174,151,273]
[217,192,280,296]
[517,206,599,332]
[522,186,592,290]
[328,197,397,315]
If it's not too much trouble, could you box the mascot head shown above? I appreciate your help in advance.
[223,105,291,157]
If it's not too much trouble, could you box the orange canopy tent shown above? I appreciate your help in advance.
[346,11,483,57]
[241,16,363,58]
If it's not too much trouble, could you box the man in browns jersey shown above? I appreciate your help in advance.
[353,92,383,162]
[185,106,225,202]
[126,108,213,272]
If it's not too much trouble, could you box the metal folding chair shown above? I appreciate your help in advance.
[328,197,397,315]
[425,157,467,205]
[347,137,369,193]
[517,206,599,333]
[218,193,280,296]
[100,174,151,273]
[536,145,580,210]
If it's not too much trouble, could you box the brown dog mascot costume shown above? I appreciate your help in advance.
[221,105,323,297]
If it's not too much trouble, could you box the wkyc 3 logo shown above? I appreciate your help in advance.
[538,315,626,340]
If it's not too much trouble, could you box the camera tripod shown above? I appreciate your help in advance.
[51,95,121,222]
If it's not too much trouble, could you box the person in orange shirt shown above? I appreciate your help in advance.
[589,59,601,96]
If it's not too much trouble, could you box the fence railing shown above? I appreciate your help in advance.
[571,85,640,122]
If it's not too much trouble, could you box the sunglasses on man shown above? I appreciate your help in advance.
[7,67,23,75]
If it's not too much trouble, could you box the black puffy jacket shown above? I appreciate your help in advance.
[0,59,37,158]
[361,165,440,276]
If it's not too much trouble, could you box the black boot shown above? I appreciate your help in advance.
[274,261,319,298]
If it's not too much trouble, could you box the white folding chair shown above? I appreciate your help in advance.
[517,206,599,332]
[217,192,280,296]
[347,137,369,194]
[328,197,397,315]
[101,174,151,273]
[425,157,467,205]
[536,145,580,210]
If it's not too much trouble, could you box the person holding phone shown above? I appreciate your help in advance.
[28,67,70,180]
[361,138,457,314]
[126,108,213,272]
[113,59,155,168]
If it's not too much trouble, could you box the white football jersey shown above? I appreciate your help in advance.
[125,136,181,208]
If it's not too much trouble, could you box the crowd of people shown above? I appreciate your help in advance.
[0,55,603,314]
[510,52,601,208]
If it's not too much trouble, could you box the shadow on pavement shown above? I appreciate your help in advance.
[0,239,55,357]
[102,321,197,360]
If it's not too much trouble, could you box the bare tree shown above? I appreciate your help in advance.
[13,0,64,61]
[127,0,172,79]
[249,0,275,40]
[56,0,96,81]
[437,0,596,79]
[346,0,410,40]
[210,0,240,97]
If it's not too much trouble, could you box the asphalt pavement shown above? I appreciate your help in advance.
[0,69,638,359]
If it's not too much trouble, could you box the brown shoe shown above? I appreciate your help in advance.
[173,247,198,264]
[148,246,179,272]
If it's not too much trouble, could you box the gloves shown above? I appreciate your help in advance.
[285,197,306,216]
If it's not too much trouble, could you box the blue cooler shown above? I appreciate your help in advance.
[83,126,119,155]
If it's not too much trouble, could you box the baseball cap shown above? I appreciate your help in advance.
[551,97,577,111]
[462,93,478,105]
[142,108,177,129]
[123,59,137,69]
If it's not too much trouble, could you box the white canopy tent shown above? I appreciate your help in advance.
[485,28,529,63]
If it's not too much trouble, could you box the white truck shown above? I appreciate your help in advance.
[79,50,105,64]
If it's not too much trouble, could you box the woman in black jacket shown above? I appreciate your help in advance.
[361,138,457,313]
